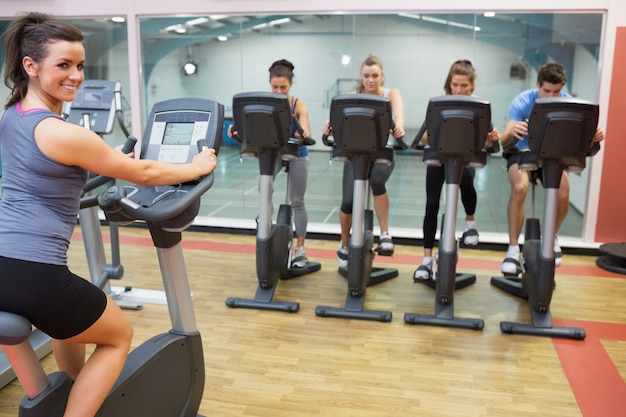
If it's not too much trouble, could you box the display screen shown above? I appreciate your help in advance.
[162,122,194,145]
[84,92,102,102]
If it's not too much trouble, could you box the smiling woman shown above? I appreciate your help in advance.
[0,12,605,242]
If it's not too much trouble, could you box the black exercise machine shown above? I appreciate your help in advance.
[597,243,626,275]
[68,80,152,310]
[225,91,321,313]
[404,95,491,330]
[315,93,398,322]
[0,97,223,416]
[490,96,599,340]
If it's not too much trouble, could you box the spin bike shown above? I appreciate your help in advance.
[490,96,600,340]
[0,97,223,416]
[225,92,321,313]
[404,95,492,330]
[315,94,398,322]
[68,80,148,310]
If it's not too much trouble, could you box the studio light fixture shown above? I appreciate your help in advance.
[183,46,199,76]
[183,61,198,76]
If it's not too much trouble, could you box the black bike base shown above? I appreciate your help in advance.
[500,321,586,340]
[282,261,322,280]
[596,242,626,275]
[338,266,398,286]
[315,292,392,322]
[404,297,484,330]
[225,283,299,313]
[404,312,484,330]
[421,272,476,290]
[225,296,299,312]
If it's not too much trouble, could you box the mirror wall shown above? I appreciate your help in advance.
[0,12,603,240]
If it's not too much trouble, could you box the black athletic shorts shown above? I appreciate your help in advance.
[0,256,107,340]
[504,151,543,183]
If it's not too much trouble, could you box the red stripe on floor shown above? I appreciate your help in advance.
[71,231,624,278]
[553,319,626,417]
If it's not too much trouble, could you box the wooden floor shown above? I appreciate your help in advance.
[1,226,625,416]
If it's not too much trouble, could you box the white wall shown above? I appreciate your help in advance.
[148,15,524,149]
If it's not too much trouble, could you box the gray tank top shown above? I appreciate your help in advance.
[0,103,88,265]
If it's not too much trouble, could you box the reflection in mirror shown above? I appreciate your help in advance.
[0,13,602,240]
[138,13,601,239]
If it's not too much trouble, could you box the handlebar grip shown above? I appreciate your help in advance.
[229,123,242,144]
[292,115,316,145]
[197,139,208,152]
[122,136,137,154]
[321,132,334,147]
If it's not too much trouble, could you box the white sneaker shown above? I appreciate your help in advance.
[501,253,522,276]
[462,226,479,246]
[554,236,563,267]
[337,246,348,269]
[292,246,308,268]
[377,232,394,253]
[413,263,433,282]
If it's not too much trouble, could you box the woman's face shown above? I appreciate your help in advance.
[360,64,383,94]
[270,76,291,95]
[27,40,85,104]
[449,74,473,96]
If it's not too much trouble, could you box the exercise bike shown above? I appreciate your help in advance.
[315,93,398,322]
[404,95,491,330]
[0,97,223,416]
[490,96,600,340]
[68,79,153,310]
[225,92,321,313]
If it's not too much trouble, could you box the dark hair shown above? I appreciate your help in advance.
[2,12,84,108]
[537,62,567,87]
[356,54,384,93]
[269,59,295,83]
[444,59,476,95]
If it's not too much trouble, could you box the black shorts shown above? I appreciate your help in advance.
[504,151,543,183]
[0,256,107,340]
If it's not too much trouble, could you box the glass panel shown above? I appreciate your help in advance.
[139,12,602,238]
[0,13,602,239]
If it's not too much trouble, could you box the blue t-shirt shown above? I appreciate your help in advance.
[0,103,88,265]
[508,88,569,149]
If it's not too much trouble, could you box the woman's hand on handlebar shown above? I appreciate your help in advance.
[114,144,134,158]
[390,125,405,139]
[192,147,218,176]
[227,124,236,138]
[485,127,500,148]
[322,121,332,137]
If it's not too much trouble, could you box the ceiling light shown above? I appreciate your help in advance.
[183,61,198,76]
[187,17,209,26]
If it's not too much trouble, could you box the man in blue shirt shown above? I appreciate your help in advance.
[499,62,604,275]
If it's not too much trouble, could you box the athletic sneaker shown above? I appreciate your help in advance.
[337,246,348,269]
[462,228,479,246]
[554,236,563,267]
[413,262,433,282]
[462,221,479,246]
[292,246,308,268]
[501,253,523,276]
[378,231,394,253]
